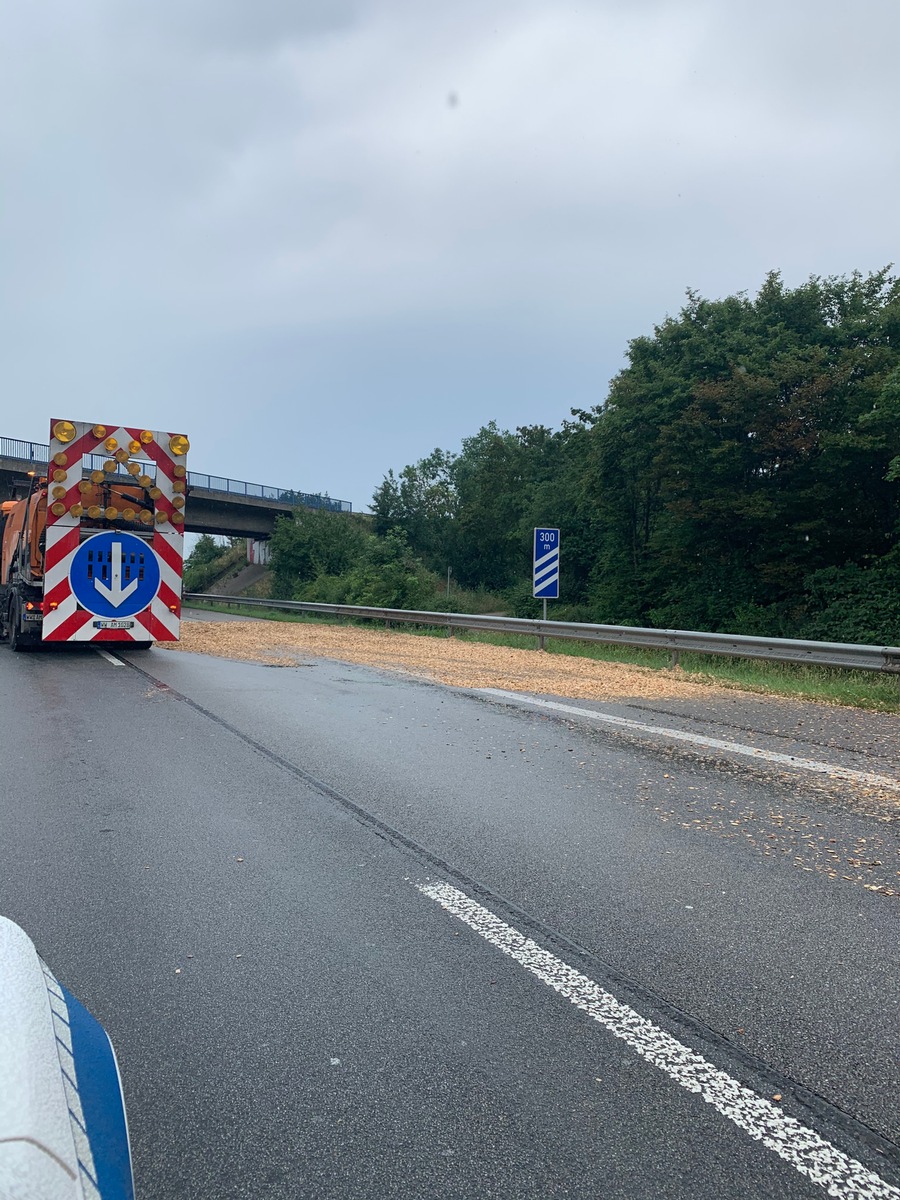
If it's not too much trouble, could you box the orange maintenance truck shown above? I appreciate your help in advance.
[0,419,189,651]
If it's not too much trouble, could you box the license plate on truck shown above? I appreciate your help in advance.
[92,620,136,630]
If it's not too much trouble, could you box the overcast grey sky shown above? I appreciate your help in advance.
[1,0,897,510]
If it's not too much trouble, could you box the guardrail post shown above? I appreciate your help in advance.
[670,648,680,669]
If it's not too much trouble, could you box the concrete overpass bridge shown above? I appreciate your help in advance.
[0,435,351,540]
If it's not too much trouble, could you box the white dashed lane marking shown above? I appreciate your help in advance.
[478,689,900,792]
[95,649,125,667]
[417,881,900,1200]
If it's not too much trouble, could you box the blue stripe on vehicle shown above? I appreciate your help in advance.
[60,982,134,1200]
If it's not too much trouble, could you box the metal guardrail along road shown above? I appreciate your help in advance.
[0,436,352,513]
[186,594,900,676]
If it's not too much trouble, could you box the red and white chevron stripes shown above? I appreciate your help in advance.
[42,420,187,644]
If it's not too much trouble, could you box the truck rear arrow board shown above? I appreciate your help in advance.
[69,532,161,621]
[93,541,139,608]
[38,419,186,643]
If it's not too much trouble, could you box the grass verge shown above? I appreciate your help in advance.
[183,600,900,712]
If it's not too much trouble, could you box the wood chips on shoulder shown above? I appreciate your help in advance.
[160,618,737,703]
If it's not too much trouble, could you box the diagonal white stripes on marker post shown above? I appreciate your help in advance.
[534,546,559,570]
[534,558,559,585]
[417,881,899,1200]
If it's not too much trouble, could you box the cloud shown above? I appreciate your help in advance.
[0,0,897,506]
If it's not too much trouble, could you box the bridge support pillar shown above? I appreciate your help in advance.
[246,538,271,566]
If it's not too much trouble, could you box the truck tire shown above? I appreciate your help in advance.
[9,600,23,652]
[8,597,37,652]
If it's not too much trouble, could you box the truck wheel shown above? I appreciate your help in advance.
[9,601,22,652]
[8,599,35,652]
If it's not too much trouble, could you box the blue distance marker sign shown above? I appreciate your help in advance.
[533,527,560,599]
[69,531,161,620]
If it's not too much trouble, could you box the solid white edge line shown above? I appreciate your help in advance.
[478,689,900,792]
[94,649,124,667]
[417,880,899,1199]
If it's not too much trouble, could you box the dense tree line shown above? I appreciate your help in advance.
[272,270,900,641]
[268,509,441,610]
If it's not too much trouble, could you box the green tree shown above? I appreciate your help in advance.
[186,533,227,568]
[269,509,369,597]
[584,269,900,631]
[371,449,458,566]
[340,268,900,638]
[346,531,439,609]
[298,530,439,610]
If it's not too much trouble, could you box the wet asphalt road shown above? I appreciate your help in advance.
[0,641,898,1199]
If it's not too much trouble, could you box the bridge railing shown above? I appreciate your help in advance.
[0,437,49,463]
[0,437,351,513]
[184,472,351,512]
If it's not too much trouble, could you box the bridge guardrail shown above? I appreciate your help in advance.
[0,436,351,512]
[184,472,350,511]
[184,594,900,676]
[0,437,49,463]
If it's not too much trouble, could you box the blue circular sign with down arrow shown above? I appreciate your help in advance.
[69,531,161,619]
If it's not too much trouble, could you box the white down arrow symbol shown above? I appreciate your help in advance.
[93,540,139,608]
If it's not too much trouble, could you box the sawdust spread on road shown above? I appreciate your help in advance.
[159,618,737,702]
